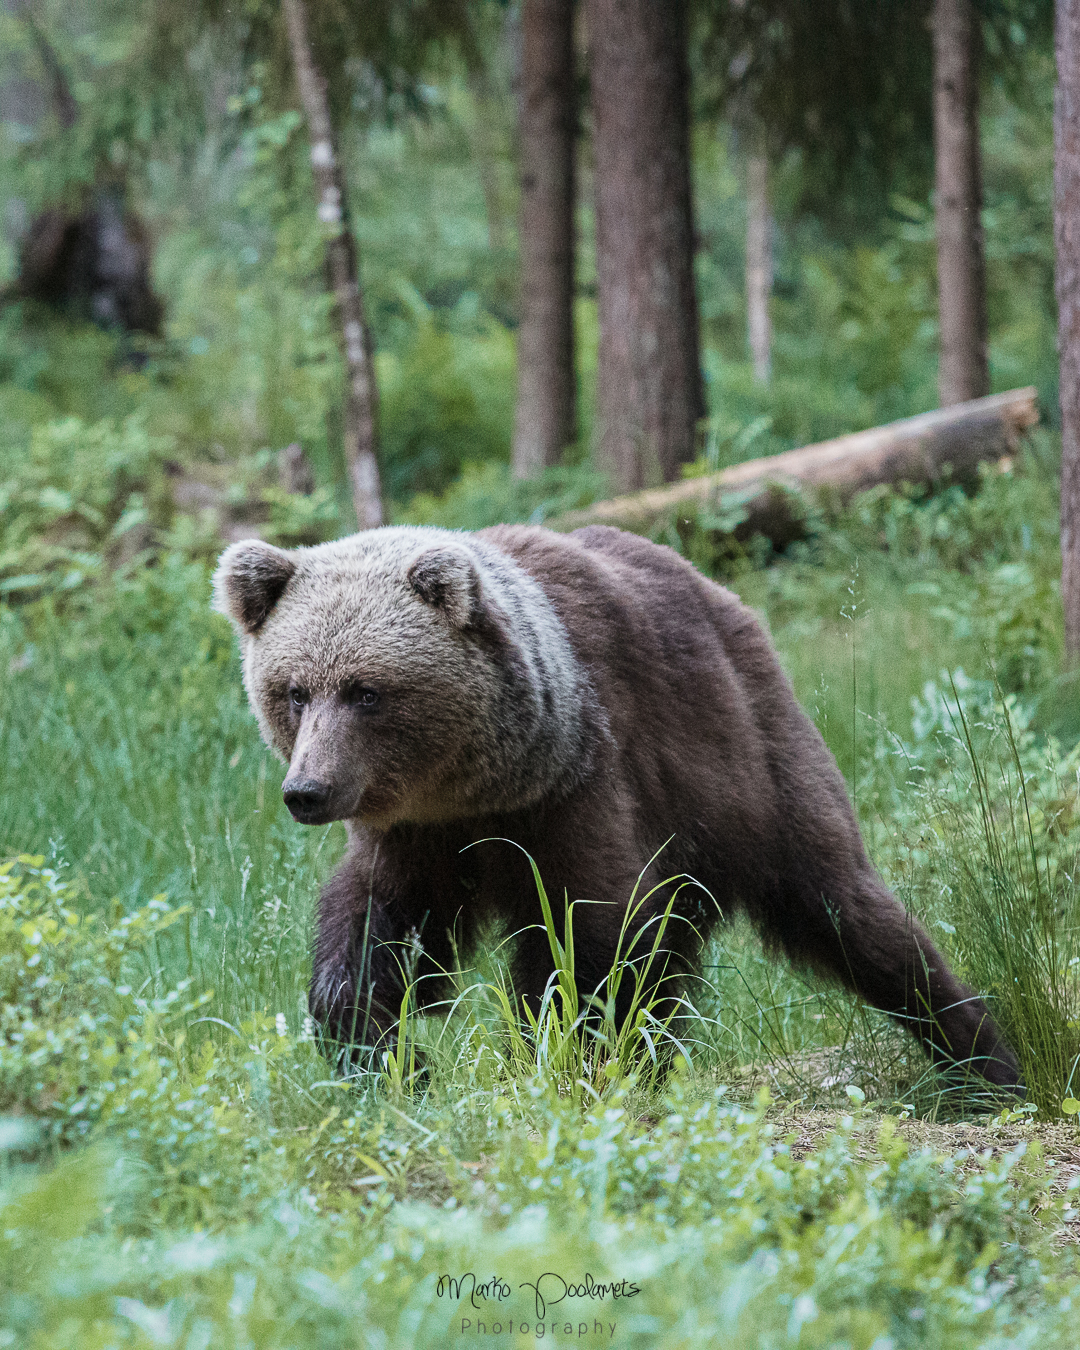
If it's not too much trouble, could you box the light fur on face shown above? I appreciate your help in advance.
[212,527,599,828]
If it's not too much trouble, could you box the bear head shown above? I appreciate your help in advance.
[212,527,589,830]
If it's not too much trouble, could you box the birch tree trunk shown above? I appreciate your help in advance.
[746,141,772,384]
[932,0,989,407]
[585,0,704,490]
[512,0,576,478]
[281,0,383,530]
[1056,0,1080,658]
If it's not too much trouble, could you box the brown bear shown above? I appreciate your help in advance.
[213,523,1021,1088]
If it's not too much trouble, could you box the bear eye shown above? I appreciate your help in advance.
[341,683,380,711]
[288,686,309,711]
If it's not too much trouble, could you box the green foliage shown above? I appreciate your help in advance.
[0,0,207,213]
[397,459,608,530]
[0,851,1074,1348]
[692,71,1055,465]
[713,440,1062,754]
[692,0,1050,226]
[0,855,195,1144]
[389,847,699,1107]
[0,410,340,596]
[0,413,171,596]
[377,300,516,501]
[917,685,1080,1116]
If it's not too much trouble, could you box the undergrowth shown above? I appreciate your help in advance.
[3,861,1080,1348]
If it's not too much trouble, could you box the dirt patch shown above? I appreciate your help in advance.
[766,1103,1080,1245]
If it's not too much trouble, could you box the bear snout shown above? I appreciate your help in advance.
[282,777,335,824]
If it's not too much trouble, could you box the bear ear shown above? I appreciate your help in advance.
[407,546,481,628]
[213,539,297,634]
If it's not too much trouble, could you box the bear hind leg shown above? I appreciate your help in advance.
[773,869,1022,1090]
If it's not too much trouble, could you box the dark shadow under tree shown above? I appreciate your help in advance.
[2,5,163,339]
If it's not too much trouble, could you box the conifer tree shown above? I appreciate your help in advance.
[513,0,577,479]
[587,0,703,489]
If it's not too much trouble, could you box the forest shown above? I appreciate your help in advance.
[7,0,1080,1345]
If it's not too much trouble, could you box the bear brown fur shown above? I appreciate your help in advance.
[213,522,1021,1088]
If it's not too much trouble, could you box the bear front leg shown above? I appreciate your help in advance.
[505,870,696,1049]
[308,845,453,1053]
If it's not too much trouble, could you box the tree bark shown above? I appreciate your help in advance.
[585,0,704,490]
[932,0,989,407]
[512,0,577,479]
[1057,0,1080,658]
[552,387,1039,545]
[746,141,772,384]
[281,0,382,530]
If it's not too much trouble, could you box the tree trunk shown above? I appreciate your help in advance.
[281,0,382,530]
[552,387,1039,545]
[512,0,577,479]
[746,141,772,384]
[1057,0,1080,659]
[585,0,704,490]
[932,0,989,407]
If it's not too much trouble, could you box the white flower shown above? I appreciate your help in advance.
[275,1013,288,1038]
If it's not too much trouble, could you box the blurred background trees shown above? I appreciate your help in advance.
[0,0,1064,521]
[512,0,576,479]
[933,0,990,407]
[279,0,383,527]
[587,0,703,488]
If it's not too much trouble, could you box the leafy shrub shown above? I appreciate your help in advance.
[377,306,516,503]
[838,434,1061,576]
[0,415,173,596]
[0,854,336,1225]
[0,854,198,1145]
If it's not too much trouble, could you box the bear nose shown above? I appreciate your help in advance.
[282,778,333,821]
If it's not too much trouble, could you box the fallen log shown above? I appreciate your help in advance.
[551,387,1039,547]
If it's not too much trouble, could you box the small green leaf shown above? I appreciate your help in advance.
[1061,1098,1080,1115]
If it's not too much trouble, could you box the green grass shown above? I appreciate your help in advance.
[7,446,1080,1345]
